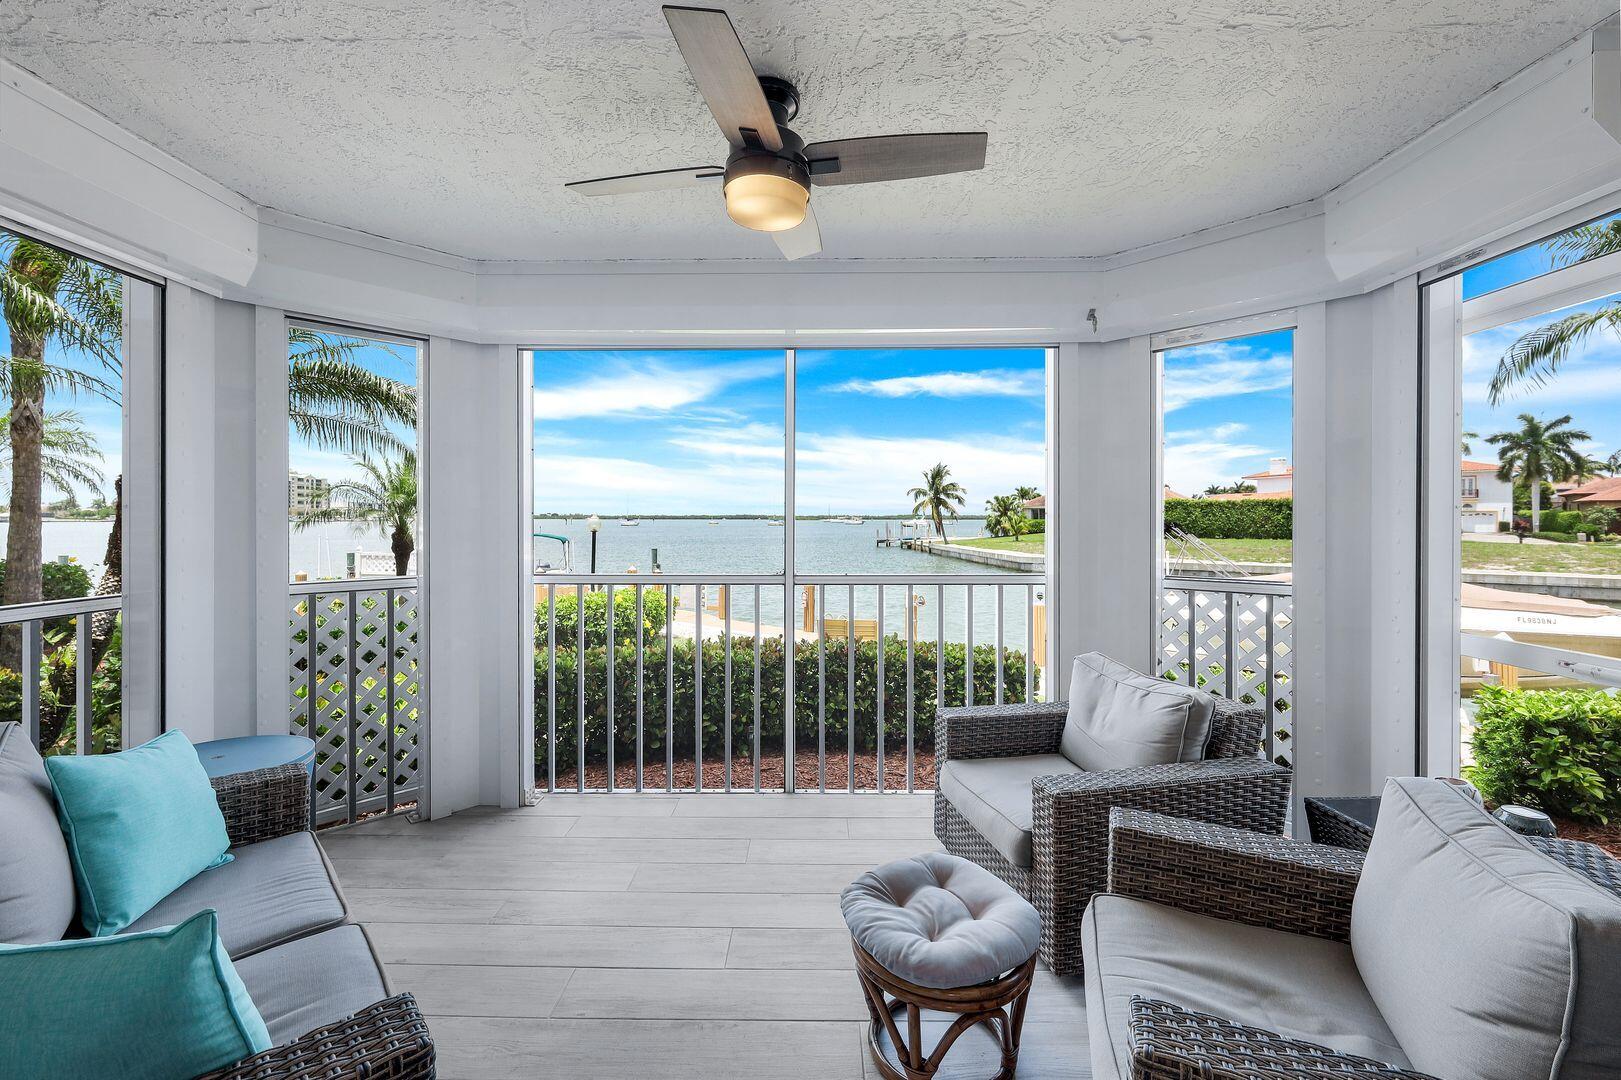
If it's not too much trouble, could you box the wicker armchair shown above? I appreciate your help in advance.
[197,764,436,1080]
[934,696,1291,976]
[1100,809,1436,1079]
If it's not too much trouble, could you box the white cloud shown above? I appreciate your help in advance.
[1162,437,1278,498]
[667,422,785,462]
[533,356,778,421]
[794,432,1043,514]
[1162,342,1291,411]
[831,370,1042,399]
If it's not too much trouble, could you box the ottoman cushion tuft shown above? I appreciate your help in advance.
[841,852,1040,989]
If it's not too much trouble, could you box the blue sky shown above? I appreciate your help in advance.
[287,332,418,484]
[1161,329,1293,497]
[530,348,1047,515]
[0,310,123,505]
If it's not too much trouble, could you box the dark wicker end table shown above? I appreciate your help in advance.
[1305,795,1621,898]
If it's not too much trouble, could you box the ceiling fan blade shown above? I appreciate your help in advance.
[772,204,821,261]
[566,166,724,196]
[663,6,782,151]
[803,132,987,187]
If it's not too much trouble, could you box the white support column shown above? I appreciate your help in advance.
[1420,277,1464,777]
[423,336,524,816]
[120,276,163,745]
[1049,337,1157,675]
[253,308,289,734]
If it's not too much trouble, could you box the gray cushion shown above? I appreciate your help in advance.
[122,831,347,959]
[1352,776,1621,1080]
[841,852,1039,989]
[234,924,391,1047]
[0,722,76,943]
[1060,653,1215,771]
[937,754,1081,868]
[1083,894,1410,1080]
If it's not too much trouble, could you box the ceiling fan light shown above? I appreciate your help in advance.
[723,161,809,232]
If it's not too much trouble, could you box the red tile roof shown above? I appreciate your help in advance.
[1240,466,1293,480]
[1460,460,1499,475]
[1022,495,1045,510]
[1560,476,1621,503]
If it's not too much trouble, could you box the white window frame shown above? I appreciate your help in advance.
[1420,222,1621,776]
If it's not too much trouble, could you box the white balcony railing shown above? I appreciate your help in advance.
[288,577,423,826]
[1158,576,1294,766]
[533,574,1046,794]
[5,593,123,756]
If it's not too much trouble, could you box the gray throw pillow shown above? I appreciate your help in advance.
[0,722,77,943]
[1059,653,1216,772]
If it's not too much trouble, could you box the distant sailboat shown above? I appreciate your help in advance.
[765,519,785,527]
[619,518,640,527]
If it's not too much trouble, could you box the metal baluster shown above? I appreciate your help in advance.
[665,586,674,792]
[876,584,885,794]
[1025,585,1035,703]
[816,585,826,793]
[1184,590,1197,687]
[695,586,703,792]
[74,614,91,756]
[936,586,945,719]
[905,586,915,792]
[346,596,358,826]
[965,586,975,708]
[576,584,585,793]
[547,584,556,793]
[783,581,795,795]
[847,583,856,792]
[753,584,762,793]
[1224,590,1236,699]
[606,584,615,793]
[22,621,40,749]
[995,584,1005,706]
[724,586,733,792]
[386,587,396,813]
[635,584,645,792]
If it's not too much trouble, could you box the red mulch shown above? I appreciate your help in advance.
[1550,816,1621,858]
[545,751,936,792]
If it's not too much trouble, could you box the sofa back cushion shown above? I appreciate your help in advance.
[0,722,76,943]
[1352,776,1621,1080]
[1059,653,1215,772]
[45,730,234,936]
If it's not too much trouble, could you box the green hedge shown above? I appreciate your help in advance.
[1163,498,1291,540]
[535,634,1027,769]
[1529,531,1578,543]
[1539,510,1582,534]
[1467,685,1621,823]
[535,588,668,649]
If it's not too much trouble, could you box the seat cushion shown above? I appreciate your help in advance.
[1352,776,1621,1080]
[123,831,348,959]
[1083,894,1410,1080]
[0,722,76,943]
[234,924,392,1047]
[841,852,1040,989]
[0,909,270,1080]
[1060,652,1216,772]
[937,754,1081,868]
[45,729,234,936]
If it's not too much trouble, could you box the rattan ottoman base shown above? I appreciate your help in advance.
[853,942,1036,1080]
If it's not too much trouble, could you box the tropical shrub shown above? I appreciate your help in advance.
[1529,531,1577,543]
[1581,507,1619,535]
[1539,510,1583,534]
[535,587,669,649]
[1466,684,1621,823]
[535,634,1027,770]
[1163,498,1291,540]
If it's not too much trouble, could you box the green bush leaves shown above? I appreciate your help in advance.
[1467,684,1621,823]
[1164,498,1291,540]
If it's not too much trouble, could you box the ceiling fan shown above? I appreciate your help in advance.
[565,5,989,260]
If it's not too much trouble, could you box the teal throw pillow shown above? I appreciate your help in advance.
[0,909,271,1079]
[45,729,233,936]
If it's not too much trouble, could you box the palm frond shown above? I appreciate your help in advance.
[289,409,409,457]
[1548,221,1621,268]
[1490,307,1621,404]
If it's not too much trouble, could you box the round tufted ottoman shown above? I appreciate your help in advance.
[840,852,1040,1080]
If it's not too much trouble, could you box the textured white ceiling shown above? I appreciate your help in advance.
[2,1,1612,262]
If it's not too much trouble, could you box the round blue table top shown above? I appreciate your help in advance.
[193,734,317,779]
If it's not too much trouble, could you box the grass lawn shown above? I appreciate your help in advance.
[953,534,1045,552]
[1188,537,1621,574]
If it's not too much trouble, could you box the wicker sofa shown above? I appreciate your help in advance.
[0,721,434,1080]
[1089,781,1621,1080]
[933,655,1292,976]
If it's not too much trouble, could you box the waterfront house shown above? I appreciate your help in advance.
[5,4,1621,1079]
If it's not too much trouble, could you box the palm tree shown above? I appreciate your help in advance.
[1490,219,1621,403]
[984,493,1025,538]
[295,452,418,575]
[0,409,106,499]
[288,327,417,455]
[1486,414,1591,532]
[1012,485,1040,503]
[1203,480,1258,495]
[1603,449,1621,477]
[1462,430,1479,456]
[907,463,967,541]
